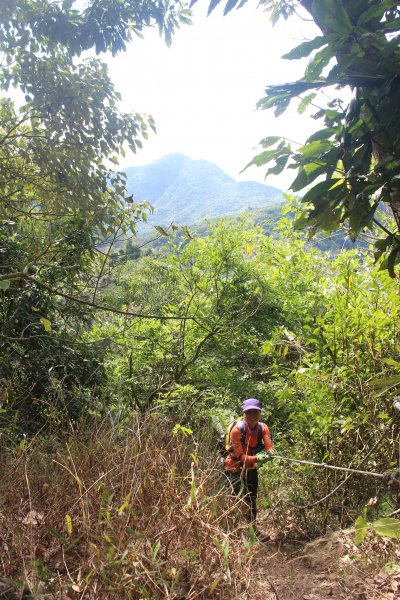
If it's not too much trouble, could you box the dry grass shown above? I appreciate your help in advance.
[0,417,258,599]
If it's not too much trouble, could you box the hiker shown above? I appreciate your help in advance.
[223,397,273,532]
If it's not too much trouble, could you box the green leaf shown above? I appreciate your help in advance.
[151,540,161,561]
[298,139,333,159]
[210,578,220,593]
[282,36,327,60]
[298,93,316,114]
[372,518,400,539]
[259,136,282,148]
[154,226,169,237]
[40,317,51,332]
[291,163,325,192]
[381,358,400,368]
[0,279,11,291]
[243,149,278,170]
[307,128,337,142]
[274,97,291,116]
[387,245,400,278]
[293,212,310,231]
[190,480,196,504]
[65,514,73,536]
[65,532,85,553]
[300,178,343,204]
[118,492,131,514]
[46,526,65,543]
[267,153,290,176]
[305,46,335,80]
[369,375,400,389]
[354,509,368,546]
[311,0,353,34]
[357,3,388,27]
[181,225,192,238]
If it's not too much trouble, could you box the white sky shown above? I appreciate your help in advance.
[106,2,323,190]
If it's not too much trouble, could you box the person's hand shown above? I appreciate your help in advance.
[257,451,274,466]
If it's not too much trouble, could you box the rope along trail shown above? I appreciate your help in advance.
[272,455,385,478]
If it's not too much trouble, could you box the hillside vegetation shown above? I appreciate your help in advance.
[2,218,400,597]
[2,0,400,597]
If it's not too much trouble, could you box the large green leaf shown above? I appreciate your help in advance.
[0,279,11,291]
[381,358,400,368]
[372,518,400,539]
[291,163,326,192]
[266,153,290,176]
[243,148,279,169]
[297,139,333,159]
[305,46,336,80]
[298,93,317,114]
[259,136,282,148]
[354,509,368,546]
[282,36,326,60]
[311,0,353,34]
[357,2,390,27]
[300,178,343,204]
[369,375,400,389]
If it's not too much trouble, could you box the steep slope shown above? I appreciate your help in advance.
[124,153,283,226]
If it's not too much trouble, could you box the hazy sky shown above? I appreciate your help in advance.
[107,2,322,190]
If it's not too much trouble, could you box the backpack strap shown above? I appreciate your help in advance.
[225,419,239,453]
[234,420,263,454]
[238,420,263,442]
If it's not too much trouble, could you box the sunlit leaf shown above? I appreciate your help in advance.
[155,226,169,237]
[210,578,220,593]
[0,280,11,291]
[354,509,368,545]
[282,36,326,60]
[182,225,192,238]
[382,358,400,368]
[298,93,317,114]
[40,317,51,332]
[369,375,400,389]
[259,135,282,148]
[65,514,73,536]
[372,518,400,539]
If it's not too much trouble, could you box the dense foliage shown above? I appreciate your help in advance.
[1,7,399,596]
[203,0,400,276]
[0,0,190,432]
[81,219,399,532]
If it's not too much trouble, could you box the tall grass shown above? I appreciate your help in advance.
[0,417,257,599]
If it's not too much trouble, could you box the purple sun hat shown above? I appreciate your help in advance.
[242,398,262,412]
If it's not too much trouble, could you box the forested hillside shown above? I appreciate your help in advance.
[1,1,400,598]
[124,153,283,228]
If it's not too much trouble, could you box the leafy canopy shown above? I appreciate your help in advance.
[202,0,400,276]
[0,0,191,432]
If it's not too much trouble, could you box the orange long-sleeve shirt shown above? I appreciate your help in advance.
[224,421,273,474]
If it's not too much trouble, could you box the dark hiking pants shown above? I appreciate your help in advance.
[225,468,258,521]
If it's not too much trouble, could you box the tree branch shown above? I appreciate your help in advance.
[0,272,194,321]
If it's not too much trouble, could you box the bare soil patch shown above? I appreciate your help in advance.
[249,523,400,600]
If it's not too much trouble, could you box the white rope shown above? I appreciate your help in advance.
[272,454,385,479]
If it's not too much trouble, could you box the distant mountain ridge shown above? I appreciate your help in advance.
[124,153,283,227]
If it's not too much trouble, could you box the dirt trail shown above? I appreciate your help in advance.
[250,527,400,600]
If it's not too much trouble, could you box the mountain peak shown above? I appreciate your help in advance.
[124,154,283,226]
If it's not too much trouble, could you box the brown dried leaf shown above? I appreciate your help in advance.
[22,510,44,525]
[367,496,378,507]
